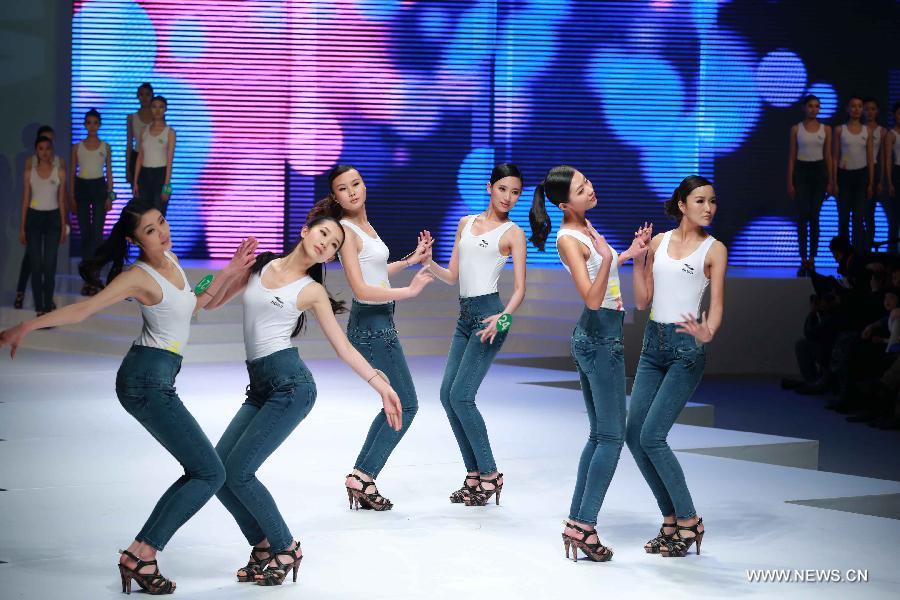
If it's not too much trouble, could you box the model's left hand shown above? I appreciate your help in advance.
[675,311,713,343]
[60,223,68,245]
[478,313,503,344]
[225,237,258,274]
[867,184,874,199]
[408,230,434,265]
[0,322,28,359]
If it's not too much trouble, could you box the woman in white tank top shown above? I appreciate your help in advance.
[787,94,832,275]
[308,164,434,511]
[426,163,528,506]
[126,82,153,185]
[833,95,876,252]
[1,202,259,594]
[20,135,67,315]
[69,108,114,291]
[886,102,900,249]
[15,126,65,310]
[133,95,176,215]
[864,97,888,250]
[628,175,727,558]
[529,165,648,562]
[198,215,403,585]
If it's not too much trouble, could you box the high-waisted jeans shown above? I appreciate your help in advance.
[116,344,226,551]
[74,176,108,258]
[793,160,827,261]
[347,300,418,478]
[215,347,316,552]
[567,307,626,525]
[440,293,508,475]
[138,166,167,215]
[837,167,870,252]
[25,208,61,312]
[626,321,705,519]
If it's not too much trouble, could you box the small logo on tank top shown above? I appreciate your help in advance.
[271,296,284,309]
[478,239,488,248]
[682,263,695,275]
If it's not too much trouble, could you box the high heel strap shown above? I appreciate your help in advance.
[256,541,303,586]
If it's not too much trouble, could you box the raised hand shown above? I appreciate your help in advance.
[226,237,258,274]
[407,266,434,297]
[675,311,713,343]
[586,222,613,262]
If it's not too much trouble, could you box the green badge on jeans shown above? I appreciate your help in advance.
[194,274,214,295]
[496,313,512,332]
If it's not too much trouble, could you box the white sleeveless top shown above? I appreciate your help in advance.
[556,228,622,311]
[242,262,314,361]
[870,125,885,164]
[129,112,151,149]
[140,125,170,168]
[76,140,109,179]
[133,252,196,355]
[458,215,515,298]
[650,231,716,324]
[29,160,61,211]
[340,219,392,305]
[796,122,826,162]
[839,124,869,171]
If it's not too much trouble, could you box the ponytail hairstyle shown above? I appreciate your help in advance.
[664,175,713,222]
[490,162,523,185]
[528,165,577,251]
[250,215,348,337]
[307,163,360,222]
[81,201,155,285]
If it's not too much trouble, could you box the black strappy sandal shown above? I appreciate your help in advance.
[464,472,503,506]
[449,473,481,504]
[236,545,271,582]
[561,521,613,563]
[346,472,393,511]
[644,520,677,554]
[660,518,705,557]
[117,549,175,595]
[255,540,302,586]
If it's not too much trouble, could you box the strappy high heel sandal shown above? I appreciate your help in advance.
[644,520,677,554]
[449,474,481,504]
[13,291,24,309]
[117,549,175,595]
[255,541,302,586]
[464,472,503,506]
[660,518,704,557]
[345,472,393,511]
[561,521,613,563]
[236,545,271,582]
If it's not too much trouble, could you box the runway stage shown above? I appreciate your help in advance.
[1,348,898,599]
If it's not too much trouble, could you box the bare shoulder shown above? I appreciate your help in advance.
[297,279,327,309]
[709,239,729,262]
[649,231,666,250]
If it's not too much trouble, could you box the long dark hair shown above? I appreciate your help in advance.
[490,162,523,185]
[528,165,577,251]
[251,215,348,337]
[81,201,156,285]
[664,175,713,222]
[307,164,360,222]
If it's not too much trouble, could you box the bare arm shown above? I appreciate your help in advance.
[133,129,143,194]
[824,125,834,194]
[194,237,258,313]
[867,132,875,196]
[20,167,30,241]
[677,241,728,343]
[0,268,155,358]
[633,233,662,310]
[68,144,77,207]
[303,284,403,431]
[126,115,134,183]
[58,166,68,245]
[832,126,842,189]
[477,227,527,344]
[163,129,176,194]
[106,141,114,194]
[887,131,896,194]
[557,235,611,311]
[426,217,465,284]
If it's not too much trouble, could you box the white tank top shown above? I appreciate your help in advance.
[839,124,869,171]
[870,125,884,164]
[130,112,151,149]
[796,122,826,162]
[76,140,109,179]
[650,230,716,324]
[133,252,196,355]
[340,219,392,305]
[458,216,515,298]
[29,160,61,211]
[893,129,900,167]
[140,125,170,168]
[556,228,622,311]
[242,262,314,361]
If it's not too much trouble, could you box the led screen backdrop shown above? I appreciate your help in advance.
[72,0,898,267]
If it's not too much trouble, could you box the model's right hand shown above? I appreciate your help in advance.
[225,237,258,274]
[132,184,139,199]
[407,267,434,297]
[18,229,26,246]
[787,183,796,199]
[0,322,28,359]
[381,386,403,431]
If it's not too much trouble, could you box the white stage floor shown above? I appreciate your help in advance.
[1,350,898,599]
